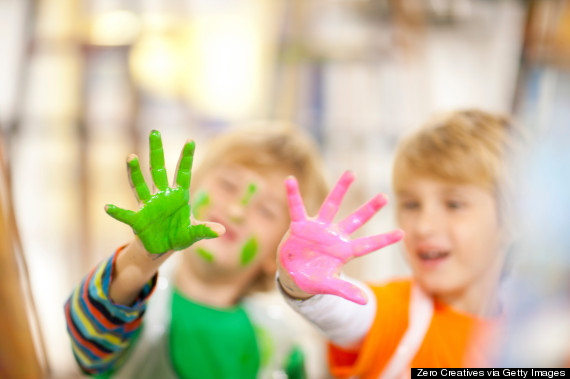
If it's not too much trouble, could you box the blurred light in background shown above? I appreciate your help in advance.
[181,16,267,119]
[83,9,140,46]
[130,29,189,96]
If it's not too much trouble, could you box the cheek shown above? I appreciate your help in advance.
[455,220,501,263]
[398,219,418,254]
[238,234,278,269]
[396,212,414,233]
[191,190,212,219]
[240,218,288,265]
[239,237,259,266]
[401,238,417,264]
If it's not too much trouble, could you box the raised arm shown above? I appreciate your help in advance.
[65,131,223,374]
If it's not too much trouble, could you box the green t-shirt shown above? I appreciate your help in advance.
[170,288,260,378]
[96,288,306,378]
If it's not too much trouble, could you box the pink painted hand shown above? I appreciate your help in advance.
[279,171,404,305]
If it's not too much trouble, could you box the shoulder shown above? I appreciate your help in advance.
[365,278,414,345]
[367,277,413,303]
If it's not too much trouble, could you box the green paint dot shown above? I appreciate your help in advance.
[192,190,211,219]
[241,183,257,206]
[253,325,274,367]
[196,247,215,263]
[240,237,258,266]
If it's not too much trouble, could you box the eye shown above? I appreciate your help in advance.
[217,177,238,193]
[446,200,465,210]
[400,201,420,210]
[256,203,278,220]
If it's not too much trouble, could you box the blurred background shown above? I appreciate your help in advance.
[0,0,569,377]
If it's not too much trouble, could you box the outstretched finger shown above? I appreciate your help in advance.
[338,194,387,234]
[320,277,368,305]
[127,155,151,203]
[285,176,307,222]
[316,171,355,223]
[351,229,404,257]
[174,140,195,190]
[149,130,168,191]
[105,204,136,226]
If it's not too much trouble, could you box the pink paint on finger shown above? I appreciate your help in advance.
[352,229,405,257]
[285,177,307,222]
[316,171,355,223]
[338,194,387,234]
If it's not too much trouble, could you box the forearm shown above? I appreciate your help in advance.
[64,249,156,374]
[109,238,174,306]
[277,273,376,349]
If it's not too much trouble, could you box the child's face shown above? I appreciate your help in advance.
[188,163,290,277]
[395,176,505,300]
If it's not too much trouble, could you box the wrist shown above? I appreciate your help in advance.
[129,236,175,261]
[277,267,313,300]
[109,238,174,305]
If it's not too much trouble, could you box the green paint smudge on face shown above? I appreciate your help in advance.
[240,183,257,206]
[240,237,258,266]
[192,190,211,219]
[240,237,259,266]
[196,247,215,263]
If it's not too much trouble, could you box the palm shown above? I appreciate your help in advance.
[279,172,403,304]
[285,221,353,278]
[105,131,218,255]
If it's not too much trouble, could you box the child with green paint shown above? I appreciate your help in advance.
[64,126,329,378]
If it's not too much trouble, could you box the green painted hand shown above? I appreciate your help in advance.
[105,130,223,254]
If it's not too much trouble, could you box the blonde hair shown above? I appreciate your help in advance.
[193,122,328,215]
[393,109,523,223]
[192,122,329,292]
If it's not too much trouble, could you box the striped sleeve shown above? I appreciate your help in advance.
[64,248,157,375]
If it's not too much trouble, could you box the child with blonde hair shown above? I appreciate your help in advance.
[65,125,328,378]
[277,110,519,377]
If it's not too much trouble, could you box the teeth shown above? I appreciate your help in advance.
[420,250,448,259]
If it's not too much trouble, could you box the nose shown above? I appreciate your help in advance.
[227,202,246,223]
[414,205,442,238]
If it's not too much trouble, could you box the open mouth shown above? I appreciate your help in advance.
[223,226,238,241]
[417,250,450,266]
[419,250,449,259]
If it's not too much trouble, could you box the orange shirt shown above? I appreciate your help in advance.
[329,279,502,379]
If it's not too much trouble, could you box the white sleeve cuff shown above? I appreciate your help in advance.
[276,273,376,349]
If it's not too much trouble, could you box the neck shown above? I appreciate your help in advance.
[174,254,253,308]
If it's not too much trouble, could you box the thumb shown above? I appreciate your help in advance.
[190,215,225,237]
[105,204,136,226]
[187,221,225,242]
[320,277,369,305]
[200,221,226,237]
